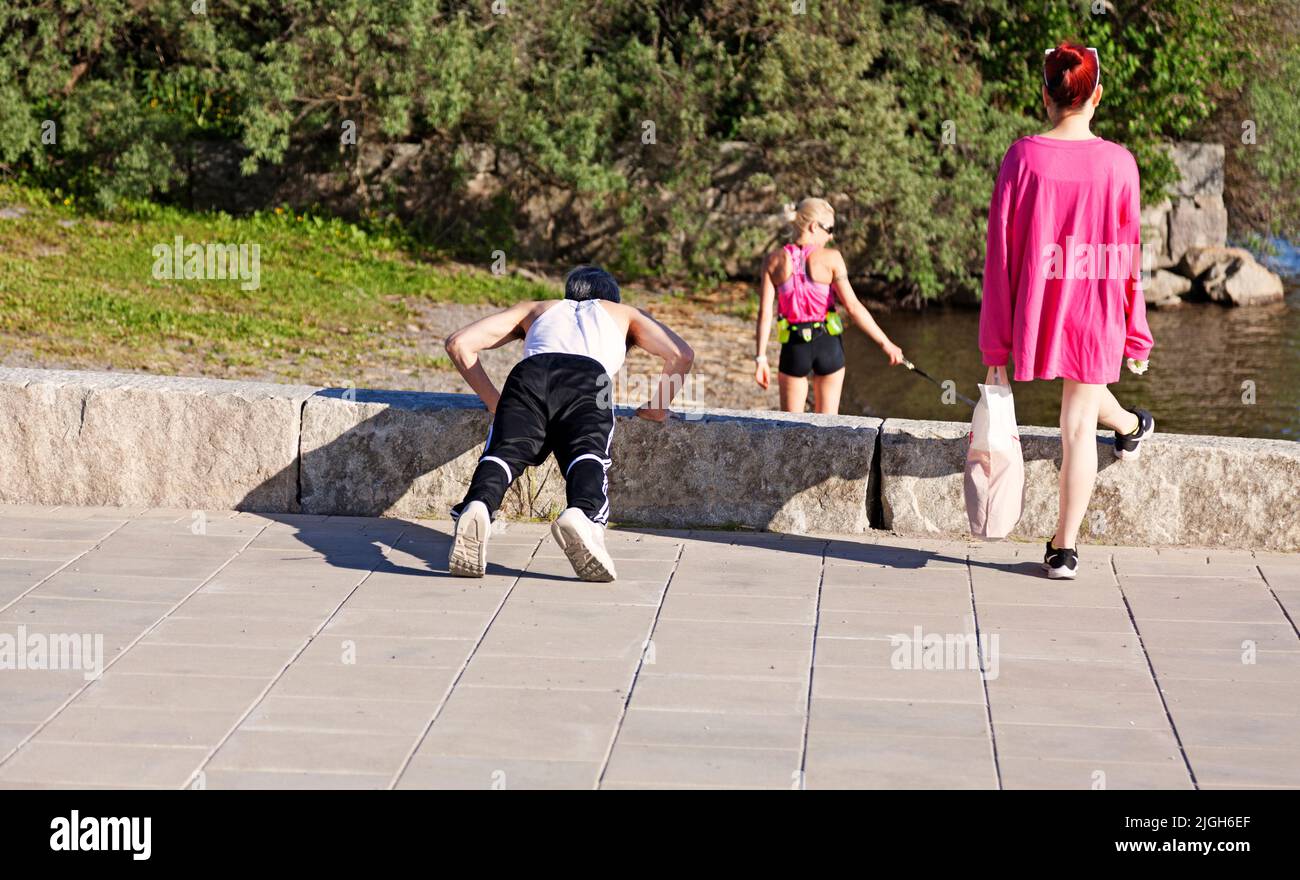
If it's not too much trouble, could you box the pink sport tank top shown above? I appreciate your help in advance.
[775,244,835,323]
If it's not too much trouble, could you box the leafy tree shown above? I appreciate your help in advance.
[0,0,1292,299]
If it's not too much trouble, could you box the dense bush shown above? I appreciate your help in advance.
[1,0,1292,300]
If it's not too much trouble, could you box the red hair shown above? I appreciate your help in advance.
[1043,41,1098,109]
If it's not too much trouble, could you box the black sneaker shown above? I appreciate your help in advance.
[1043,540,1078,580]
[1113,407,1155,460]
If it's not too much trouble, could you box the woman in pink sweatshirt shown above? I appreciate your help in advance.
[979,42,1155,579]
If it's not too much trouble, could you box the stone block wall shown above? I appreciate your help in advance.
[2,369,1296,550]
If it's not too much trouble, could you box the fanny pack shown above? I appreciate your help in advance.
[778,310,844,343]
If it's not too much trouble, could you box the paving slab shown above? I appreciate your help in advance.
[414,686,625,763]
[202,770,390,790]
[614,708,806,751]
[241,695,437,736]
[208,730,416,775]
[1000,757,1194,790]
[293,634,474,669]
[804,732,996,789]
[0,502,1296,789]
[629,674,807,715]
[36,706,238,747]
[397,755,599,790]
[601,743,800,789]
[987,686,1173,729]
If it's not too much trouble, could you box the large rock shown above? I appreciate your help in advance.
[880,419,1300,552]
[298,393,880,533]
[1221,260,1287,306]
[0,368,317,510]
[1167,193,1229,266]
[1140,199,1173,270]
[1143,268,1192,308]
[1179,246,1285,306]
[1168,142,1225,198]
[1141,144,1229,270]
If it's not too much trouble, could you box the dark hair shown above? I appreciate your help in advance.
[1043,41,1099,109]
[564,265,621,303]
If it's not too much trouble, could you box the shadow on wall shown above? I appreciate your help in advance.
[882,429,1121,479]
[234,387,882,552]
[237,387,512,517]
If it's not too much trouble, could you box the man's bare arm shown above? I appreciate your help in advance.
[627,307,694,420]
[444,302,535,412]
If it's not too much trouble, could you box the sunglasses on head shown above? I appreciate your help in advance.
[1043,46,1100,88]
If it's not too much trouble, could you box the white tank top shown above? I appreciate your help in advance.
[522,300,626,376]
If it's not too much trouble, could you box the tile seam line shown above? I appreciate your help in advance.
[796,539,830,788]
[967,550,1004,790]
[1111,554,1200,790]
[1256,563,1300,640]
[595,542,687,790]
[0,517,269,771]
[184,520,424,789]
[386,535,548,790]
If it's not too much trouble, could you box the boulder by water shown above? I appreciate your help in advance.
[1178,246,1286,307]
[1135,142,1287,307]
[1143,269,1192,308]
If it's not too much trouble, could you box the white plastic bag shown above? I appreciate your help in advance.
[964,366,1024,540]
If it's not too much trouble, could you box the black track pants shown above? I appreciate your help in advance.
[452,353,615,524]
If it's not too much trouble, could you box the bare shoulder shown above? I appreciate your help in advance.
[517,297,558,322]
[761,246,792,283]
[492,299,553,337]
[811,247,848,274]
[597,300,640,330]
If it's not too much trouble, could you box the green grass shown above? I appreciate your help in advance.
[0,184,555,377]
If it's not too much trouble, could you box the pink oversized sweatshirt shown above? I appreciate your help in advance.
[979,135,1154,385]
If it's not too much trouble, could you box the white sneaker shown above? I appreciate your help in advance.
[551,508,617,582]
[448,501,490,577]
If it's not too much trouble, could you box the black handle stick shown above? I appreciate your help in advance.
[901,359,977,409]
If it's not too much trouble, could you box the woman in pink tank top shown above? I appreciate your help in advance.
[980,43,1156,579]
[754,198,904,413]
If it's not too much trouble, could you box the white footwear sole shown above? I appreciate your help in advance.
[551,510,617,582]
[449,501,490,577]
[1114,417,1155,461]
[1043,562,1078,580]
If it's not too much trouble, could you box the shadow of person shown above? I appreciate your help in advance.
[234,388,575,579]
[613,524,1038,576]
[244,509,575,581]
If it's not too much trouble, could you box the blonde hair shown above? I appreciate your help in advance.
[785,197,834,233]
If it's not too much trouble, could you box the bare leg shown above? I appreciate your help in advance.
[778,372,809,413]
[811,368,846,415]
[1097,386,1138,435]
[1054,380,1103,549]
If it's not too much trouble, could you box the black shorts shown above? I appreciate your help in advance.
[779,329,845,378]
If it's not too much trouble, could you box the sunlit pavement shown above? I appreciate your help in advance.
[0,503,1296,790]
